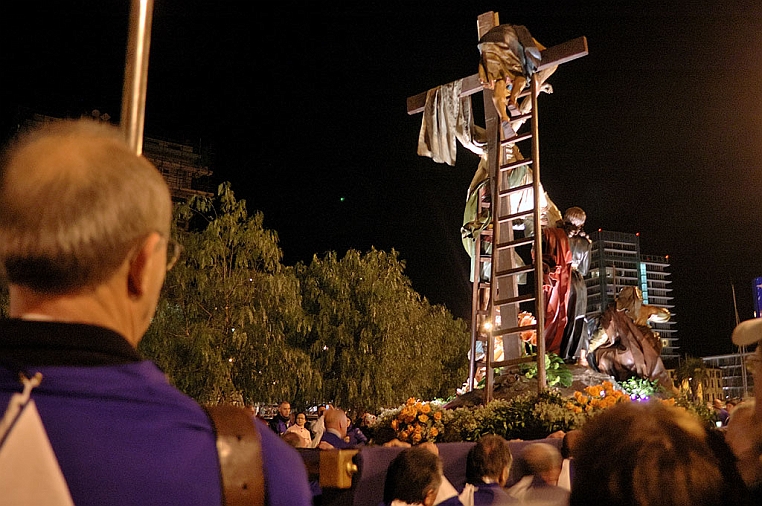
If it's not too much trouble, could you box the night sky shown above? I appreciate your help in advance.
[2,1,762,358]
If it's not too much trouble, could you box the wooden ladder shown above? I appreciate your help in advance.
[469,12,548,402]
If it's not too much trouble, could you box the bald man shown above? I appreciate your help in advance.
[318,407,354,449]
[0,119,311,505]
[508,443,569,505]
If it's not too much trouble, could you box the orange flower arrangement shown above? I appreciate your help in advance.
[565,381,629,414]
[387,398,446,445]
[566,380,680,415]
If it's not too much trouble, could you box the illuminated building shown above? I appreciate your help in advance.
[701,352,755,401]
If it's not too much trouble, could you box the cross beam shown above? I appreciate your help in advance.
[406,36,588,115]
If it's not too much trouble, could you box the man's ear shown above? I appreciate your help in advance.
[423,487,438,506]
[127,233,162,297]
[499,465,510,486]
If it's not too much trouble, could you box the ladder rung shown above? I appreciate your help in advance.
[501,131,532,144]
[500,158,532,172]
[494,293,535,305]
[497,209,535,223]
[497,209,534,223]
[498,182,533,197]
[495,236,534,250]
[504,110,532,124]
[490,355,538,368]
[492,323,537,338]
[495,264,535,277]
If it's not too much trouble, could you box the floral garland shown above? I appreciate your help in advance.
[373,383,699,445]
[380,397,445,445]
[566,380,679,415]
[565,381,629,414]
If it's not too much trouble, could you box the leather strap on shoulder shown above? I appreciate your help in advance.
[204,405,265,506]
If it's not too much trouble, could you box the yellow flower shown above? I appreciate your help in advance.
[429,427,439,437]
[418,414,429,423]
[433,412,442,421]
[412,432,422,443]
[391,419,399,430]
[421,404,431,414]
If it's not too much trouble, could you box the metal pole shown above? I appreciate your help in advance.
[530,74,547,392]
[121,0,155,155]
[732,283,749,398]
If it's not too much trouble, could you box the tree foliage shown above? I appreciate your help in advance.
[295,248,469,413]
[674,355,709,403]
[140,182,469,411]
[141,183,319,405]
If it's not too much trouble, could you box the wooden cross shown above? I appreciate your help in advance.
[406,11,587,399]
[407,19,587,115]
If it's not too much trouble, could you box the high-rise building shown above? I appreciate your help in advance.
[702,352,755,401]
[584,230,678,359]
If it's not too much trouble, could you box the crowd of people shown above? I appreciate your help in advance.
[265,402,373,450]
[379,397,762,506]
[2,119,762,506]
[264,393,762,506]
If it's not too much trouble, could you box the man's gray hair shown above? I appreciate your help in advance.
[0,119,172,293]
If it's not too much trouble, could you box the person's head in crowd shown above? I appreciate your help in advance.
[521,442,563,486]
[729,318,762,492]
[466,434,513,486]
[561,429,582,460]
[277,401,291,419]
[732,320,762,415]
[0,119,173,344]
[569,401,749,506]
[295,412,307,427]
[383,446,442,506]
[324,407,349,438]
[725,400,762,490]
[281,431,303,448]
[317,404,327,417]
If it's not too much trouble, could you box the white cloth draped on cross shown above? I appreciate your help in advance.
[417,79,486,166]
